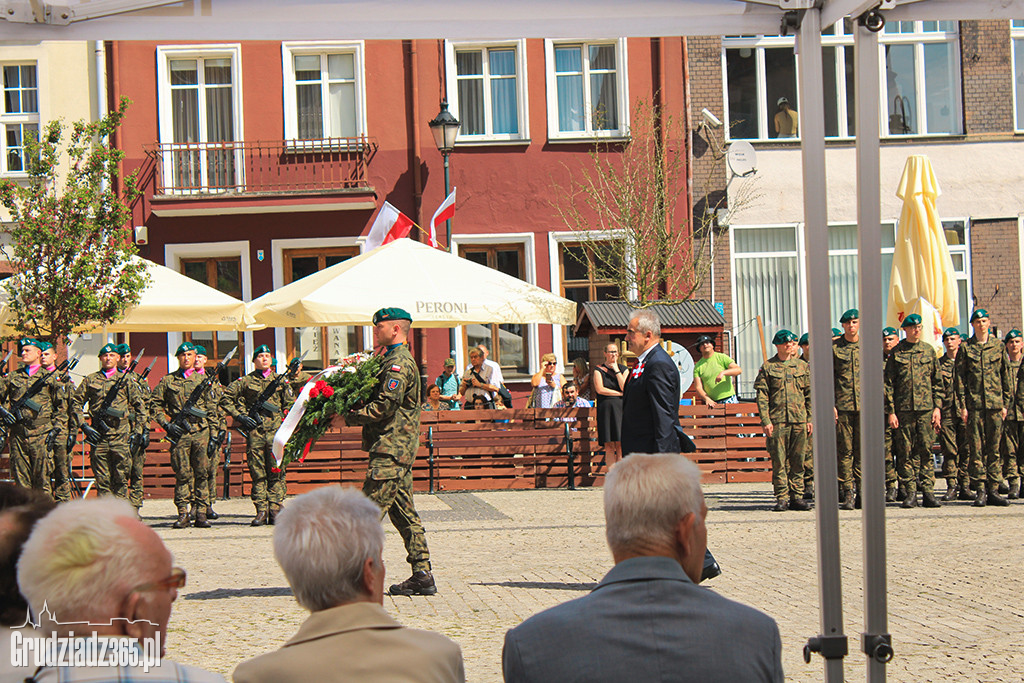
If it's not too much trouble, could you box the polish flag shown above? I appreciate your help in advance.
[429,188,456,249]
[365,202,414,251]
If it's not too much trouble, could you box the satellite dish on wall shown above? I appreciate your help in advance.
[667,341,694,396]
[727,140,757,177]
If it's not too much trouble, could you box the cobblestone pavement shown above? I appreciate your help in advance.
[151,483,1024,682]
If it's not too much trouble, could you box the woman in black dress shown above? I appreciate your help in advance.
[593,342,628,467]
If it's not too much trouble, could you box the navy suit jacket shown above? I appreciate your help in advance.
[621,343,681,455]
[502,556,784,683]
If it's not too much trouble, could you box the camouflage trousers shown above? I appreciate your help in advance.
[50,444,73,502]
[803,438,814,488]
[966,409,1003,489]
[363,452,430,572]
[835,411,861,492]
[884,425,897,488]
[247,430,285,513]
[90,434,131,499]
[893,411,936,495]
[207,440,221,505]
[938,415,968,488]
[129,441,146,509]
[170,430,209,512]
[1000,419,1022,484]
[768,423,806,500]
[10,432,51,497]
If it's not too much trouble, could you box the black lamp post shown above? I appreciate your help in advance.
[428,100,460,252]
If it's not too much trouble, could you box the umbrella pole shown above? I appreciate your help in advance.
[798,13,847,682]
[855,20,892,681]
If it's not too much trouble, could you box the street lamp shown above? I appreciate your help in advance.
[428,100,460,251]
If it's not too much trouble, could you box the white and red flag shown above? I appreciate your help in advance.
[365,201,414,251]
[428,187,456,249]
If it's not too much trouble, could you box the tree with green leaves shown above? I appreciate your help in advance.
[0,96,148,343]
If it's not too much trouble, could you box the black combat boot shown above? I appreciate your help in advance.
[194,510,211,528]
[1009,480,1020,500]
[901,489,918,508]
[771,497,789,512]
[998,480,1010,495]
[790,496,811,511]
[839,489,855,510]
[268,508,279,525]
[885,487,897,503]
[389,571,437,596]
[172,509,191,528]
[972,487,987,507]
[188,503,197,521]
[987,485,1010,507]
[941,479,958,502]
[206,506,220,520]
[251,510,268,527]
[958,482,976,501]
[803,482,814,501]
[921,491,941,508]
[895,485,907,502]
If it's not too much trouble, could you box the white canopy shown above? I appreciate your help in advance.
[248,238,577,328]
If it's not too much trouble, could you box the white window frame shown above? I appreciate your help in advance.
[444,39,529,144]
[544,38,629,141]
[282,41,367,147]
[1013,20,1024,133]
[1,62,39,176]
[722,20,961,142]
[156,44,244,194]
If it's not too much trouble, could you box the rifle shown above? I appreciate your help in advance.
[234,350,307,438]
[0,355,78,428]
[0,349,12,378]
[80,349,144,446]
[162,346,237,446]
[128,356,159,458]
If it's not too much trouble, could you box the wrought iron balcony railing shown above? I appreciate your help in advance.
[143,137,376,196]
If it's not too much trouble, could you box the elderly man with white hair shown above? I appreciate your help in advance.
[233,486,464,683]
[502,454,783,683]
[16,497,225,682]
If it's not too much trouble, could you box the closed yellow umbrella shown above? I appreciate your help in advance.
[886,155,959,348]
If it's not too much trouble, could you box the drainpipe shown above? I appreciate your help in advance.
[407,40,428,395]
[94,40,107,191]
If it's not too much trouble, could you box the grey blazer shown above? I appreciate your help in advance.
[502,556,783,683]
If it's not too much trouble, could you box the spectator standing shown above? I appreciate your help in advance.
[502,454,783,683]
[530,353,562,408]
[477,344,505,391]
[435,358,462,410]
[460,348,498,407]
[233,487,464,683]
[593,343,628,467]
[693,336,741,408]
[572,358,594,402]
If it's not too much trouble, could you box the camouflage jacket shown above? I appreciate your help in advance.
[0,365,63,436]
[151,369,219,434]
[1007,357,1024,421]
[223,369,294,434]
[196,370,226,433]
[937,353,961,415]
[124,370,152,433]
[346,344,421,465]
[884,340,943,414]
[754,355,811,425]
[289,370,314,396]
[954,335,1012,411]
[75,369,150,438]
[833,337,861,412]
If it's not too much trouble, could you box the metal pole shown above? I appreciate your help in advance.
[443,152,452,251]
[855,19,892,682]
[798,9,847,682]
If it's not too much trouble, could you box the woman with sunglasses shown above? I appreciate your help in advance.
[594,343,628,467]
[530,353,562,408]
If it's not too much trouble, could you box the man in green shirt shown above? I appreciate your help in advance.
[693,335,742,408]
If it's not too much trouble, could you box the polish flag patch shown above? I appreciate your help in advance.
[391,364,402,372]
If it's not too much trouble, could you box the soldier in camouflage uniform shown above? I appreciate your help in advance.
[833,309,862,510]
[1,339,62,497]
[882,326,900,501]
[954,308,1012,507]
[41,345,75,502]
[755,329,812,512]
[344,307,435,596]
[222,344,293,526]
[798,333,814,499]
[152,342,219,527]
[194,345,227,520]
[884,315,943,508]
[1005,330,1024,499]
[117,344,153,513]
[937,328,969,500]
[74,343,149,501]
[288,358,315,396]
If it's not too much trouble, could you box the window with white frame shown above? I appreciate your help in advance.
[283,42,365,141]
[1013,20,1024,132]
[445,41,527,141]
[2,63,38,174]
[157,46,242,193]
[546,39,628,139]
[723,20,961,141]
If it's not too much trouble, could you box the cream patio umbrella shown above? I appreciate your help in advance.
[248,238,577,327]
[885,155,960,349]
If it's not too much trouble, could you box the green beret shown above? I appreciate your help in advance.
[18,337,39,352]
[831,328,842,337]
[883,326,898,336]
[174,342,194,356]
[942,327,961,339]
[901,314,922,328]
[289,357,302,365]
[193,344,207,357]
[798,333,809,345]
[35,340,53,352]
[970,309,988,322]
[252,344,272,361]
[839,309,859,323]
[1006,329,1022,342]
[99,343,120,356]
[115,343,131,355]
[771,329,798,345]
[372,307,412,325]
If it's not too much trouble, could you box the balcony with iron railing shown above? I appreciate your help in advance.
[141,137,378,215]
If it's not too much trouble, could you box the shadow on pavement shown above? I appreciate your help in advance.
[184,586,293,600]
[472,581,596,592]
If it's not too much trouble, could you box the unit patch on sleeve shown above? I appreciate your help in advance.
[387,378,400,391]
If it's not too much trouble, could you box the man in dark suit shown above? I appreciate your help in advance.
[621,309,681,455]
[502,454,783,683]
